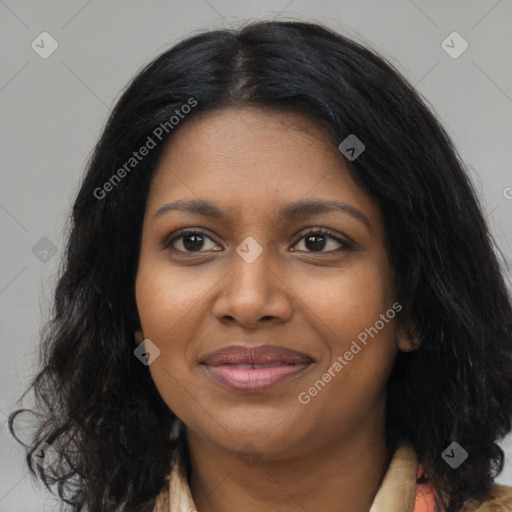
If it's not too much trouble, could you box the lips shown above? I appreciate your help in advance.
[201,345,313,392]
[202,345,313,366]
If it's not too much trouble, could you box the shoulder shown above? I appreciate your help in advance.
[152,486,170,512]
[460,484,512,512]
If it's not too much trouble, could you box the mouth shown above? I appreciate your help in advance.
[200,345,314,392]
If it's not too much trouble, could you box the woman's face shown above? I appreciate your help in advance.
[135,107,413,459]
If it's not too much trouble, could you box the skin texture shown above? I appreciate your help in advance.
[135,107,416,512]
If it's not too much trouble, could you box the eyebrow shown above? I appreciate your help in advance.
[151,198,371,230]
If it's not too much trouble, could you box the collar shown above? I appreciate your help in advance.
[153,442,419,512]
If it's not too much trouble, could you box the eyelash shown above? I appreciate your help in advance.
[162,227,353,255]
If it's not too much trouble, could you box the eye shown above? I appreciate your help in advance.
[163,229,221,253]
[163,227,353,255]
[291,228,352,253]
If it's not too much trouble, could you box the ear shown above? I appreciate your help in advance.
[134,330,144,346]
[396,324,420,353]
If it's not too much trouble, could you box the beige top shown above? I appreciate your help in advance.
[151,442,512,511]
[153,442,418,512]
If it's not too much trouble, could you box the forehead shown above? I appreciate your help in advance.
[155,106,337,174]
[146,107,380,228]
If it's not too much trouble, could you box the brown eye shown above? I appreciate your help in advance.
[163,229,221,253]
[292,228,352,253]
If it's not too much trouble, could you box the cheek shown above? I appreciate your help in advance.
[135,266,201,423]
[298,256,398,400]
[135,259,215,340]
[305,257,396,346]
[134,262,209,396]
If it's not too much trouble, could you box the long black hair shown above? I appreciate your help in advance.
[9,20,512,512]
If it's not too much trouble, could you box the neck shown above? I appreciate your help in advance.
[187,409,393,512]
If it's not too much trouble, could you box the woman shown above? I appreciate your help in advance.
[9,20,512,512]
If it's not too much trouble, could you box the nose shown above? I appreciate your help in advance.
[212,246,293,329]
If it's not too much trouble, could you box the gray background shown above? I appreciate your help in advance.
[1,0,511,510]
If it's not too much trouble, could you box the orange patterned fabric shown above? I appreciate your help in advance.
[414,465,445,512]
